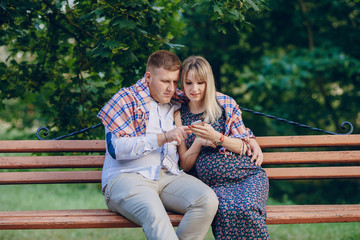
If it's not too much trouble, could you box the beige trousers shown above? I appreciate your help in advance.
[105,170,218,240]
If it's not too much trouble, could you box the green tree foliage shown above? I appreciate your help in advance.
[239,0,360,135]
[0,0,181,137]
[0,0,266,139]
[177,0,360,136]
[180,0,269,33]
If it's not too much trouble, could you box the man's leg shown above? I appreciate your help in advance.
[105,172,178,240]
[160,171,219,240]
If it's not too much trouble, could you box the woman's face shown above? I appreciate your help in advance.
[183,71,206,103]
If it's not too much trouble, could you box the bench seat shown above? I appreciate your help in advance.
[1,205,359,230]
[1,135,359,230]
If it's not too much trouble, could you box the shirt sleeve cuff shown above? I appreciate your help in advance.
[145,134,160,150]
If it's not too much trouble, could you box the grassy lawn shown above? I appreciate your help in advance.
[1,184,359,240]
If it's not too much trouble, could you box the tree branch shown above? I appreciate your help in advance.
[298,0,314,50]
[43,0,98,41]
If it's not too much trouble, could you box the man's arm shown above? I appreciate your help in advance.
[106,126,191,160]
[106,127,159,160]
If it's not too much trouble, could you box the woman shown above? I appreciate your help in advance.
[175,56,270,239]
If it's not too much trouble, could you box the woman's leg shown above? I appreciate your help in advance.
[212,170,270,239]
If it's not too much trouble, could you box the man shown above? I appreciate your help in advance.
[97,50,219,240]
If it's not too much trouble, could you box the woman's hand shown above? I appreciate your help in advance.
[194,137,217,148]
[189,123,221,142]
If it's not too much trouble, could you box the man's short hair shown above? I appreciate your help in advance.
[146,50,181,72]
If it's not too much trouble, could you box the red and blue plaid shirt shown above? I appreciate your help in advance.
[97,78,254,141]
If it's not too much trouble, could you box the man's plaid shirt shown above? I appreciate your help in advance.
[97,78,254,142]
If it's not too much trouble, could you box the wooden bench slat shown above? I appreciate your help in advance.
[0,214,140,229]
[265,204,360,212]
[0,209,183,229]
[266,205,360,224]
[0,209,114,217]
[0,171,102,184]
[2,205,358,216]
[1,151,359,169]
[1,166,359,184]
[263,151,360,165]
[257,135,360,148]
[0,140,105,153]
[1,205,359,229]
[1,134,359,153]
[265,166,360,179]
[0,155,104,169]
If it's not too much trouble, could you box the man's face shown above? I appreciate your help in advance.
[146,67,180,104]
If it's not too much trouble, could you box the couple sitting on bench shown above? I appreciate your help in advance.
[97,50,270,239]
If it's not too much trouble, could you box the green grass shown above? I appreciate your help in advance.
[1,184,359,240]
[268,223,360,240]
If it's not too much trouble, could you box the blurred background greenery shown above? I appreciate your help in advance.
[1,0,359,138]
[1,0,359,239]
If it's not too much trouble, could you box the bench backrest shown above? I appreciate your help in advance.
[0,135,360,185]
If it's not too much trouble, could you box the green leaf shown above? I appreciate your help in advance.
[213,4,223,17]
[229,8,240,17]
[104,40,122,50]
[246,0,260,11]
[110,19,137,29]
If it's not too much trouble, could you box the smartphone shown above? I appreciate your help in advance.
[191,120,203,125]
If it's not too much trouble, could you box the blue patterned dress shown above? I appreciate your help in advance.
[180,104,270,239]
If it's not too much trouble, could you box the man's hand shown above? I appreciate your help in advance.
[163,126,192,146]
[247,138,263,166]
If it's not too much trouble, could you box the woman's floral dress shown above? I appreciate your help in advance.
[180,104,270,239]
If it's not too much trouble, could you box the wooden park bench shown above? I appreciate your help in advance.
[0,134,360,230]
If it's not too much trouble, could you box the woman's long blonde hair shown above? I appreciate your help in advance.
[181,56,222,124]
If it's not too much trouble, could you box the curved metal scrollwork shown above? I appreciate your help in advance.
[239,107,354,135]
[36,108,354,140]
[36,123,102,140]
